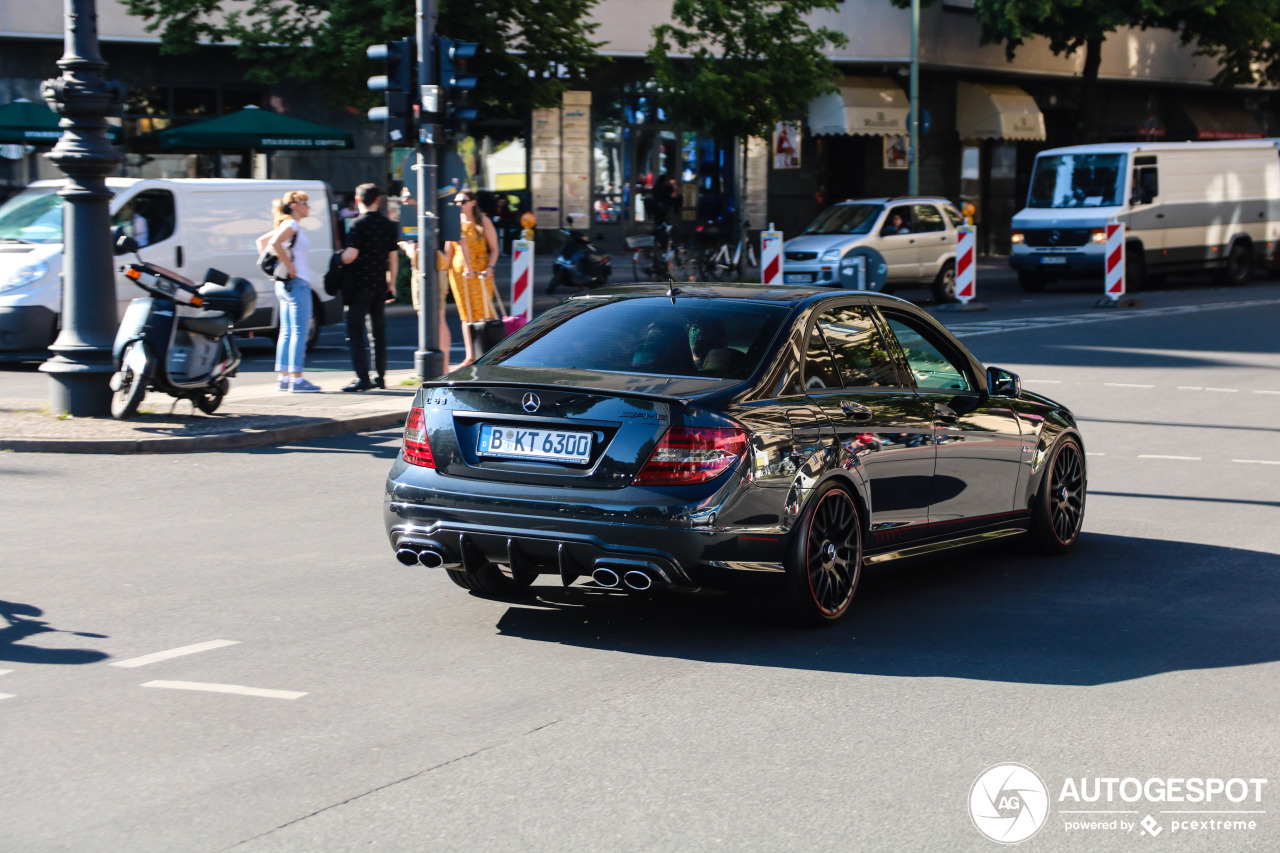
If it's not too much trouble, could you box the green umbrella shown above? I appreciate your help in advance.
[158,107,353,150]
[0,100,121,145]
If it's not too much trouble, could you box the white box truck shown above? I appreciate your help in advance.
[0,178,342,360]
[1008,139,1280,291]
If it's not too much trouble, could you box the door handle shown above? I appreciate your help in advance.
[175,246,183,267]
[840,400,873,421]
[1156,213,1164,219]
[934,402,957,424]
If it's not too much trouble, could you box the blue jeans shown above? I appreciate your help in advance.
[274,277,311,373]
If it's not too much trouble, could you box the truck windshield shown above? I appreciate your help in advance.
[0,187,65,244]
[804,204,883,235]
[1027,154,1126,208]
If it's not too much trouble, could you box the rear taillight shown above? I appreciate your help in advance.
[633,426,749,486]
[403,406,435,468]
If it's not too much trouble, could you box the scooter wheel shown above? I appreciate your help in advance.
[110,345,147,421]
[192,379,230,415]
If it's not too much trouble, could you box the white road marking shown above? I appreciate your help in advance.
[1104,383,1154,388]
[1203,387,1239,393]
[141,680,307,700]
[1233,459,1280,465]
[1086,452,1106,456]
[0,669,12,676]
[1177,386,1203,391]
[945,297,1280,338]
[109,639,240,668]
[1024,379,1062,384]
[0,693,14,701]
[1138,454,1202,461]
[1254,390,1280,395]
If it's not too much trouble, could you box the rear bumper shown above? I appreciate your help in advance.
[383,473,790,590]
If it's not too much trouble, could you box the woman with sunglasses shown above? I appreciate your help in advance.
[443,190,500,367]
[263,190,321,392]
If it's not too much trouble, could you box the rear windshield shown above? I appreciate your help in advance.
[804,204,883,235]
[481,297,790,380]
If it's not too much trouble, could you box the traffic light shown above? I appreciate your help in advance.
[367,38,417,146]
[435,36,480,132]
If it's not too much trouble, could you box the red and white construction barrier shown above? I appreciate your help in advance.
[510,239,533,325]
[1104,222,1125,299]
[761,226,783,285]
[955,226,976,302]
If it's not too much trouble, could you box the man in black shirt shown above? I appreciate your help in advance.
[340,183,400,391]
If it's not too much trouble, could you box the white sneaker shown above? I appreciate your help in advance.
[289,378,322,393]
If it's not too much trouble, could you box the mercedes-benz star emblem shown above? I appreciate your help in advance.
[522,392,541,413]
[1049,229,1061,245]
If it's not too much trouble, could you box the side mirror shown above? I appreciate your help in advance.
[113,228,138,256]
[986,366,1021,398]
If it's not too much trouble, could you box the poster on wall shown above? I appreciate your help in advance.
[883,134,909,170]
[773,122,801,169]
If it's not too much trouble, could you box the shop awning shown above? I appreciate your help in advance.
[956,83,1045,142]
[1172,102,1263,141]
[0,99,120,145]
[808,77,909,137]
[158,107,353,150]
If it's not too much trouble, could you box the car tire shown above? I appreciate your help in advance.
[1216,242,1252,286]
[1125,246,1146,292]
[1028,435,1087,555]
[931,261,957,303]
[769,481,862,627]
[445,563,537,596]
[1017,272,1049,292]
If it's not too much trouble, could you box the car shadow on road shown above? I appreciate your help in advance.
[492,532,1280,686]
[0,600,108,665]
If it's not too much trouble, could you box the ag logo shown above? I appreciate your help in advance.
[969,763,1049,844]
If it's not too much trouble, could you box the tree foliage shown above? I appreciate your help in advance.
[648,0,849,143]
[121,0,606,116]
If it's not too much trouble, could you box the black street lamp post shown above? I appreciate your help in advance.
[40,0,125,416]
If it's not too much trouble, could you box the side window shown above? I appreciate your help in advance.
[801,324,842,393]
[1131,166,1159,204]
[884,315,972,391]
[880,205,913,236]
[943,205,963,228]
[912,204,946,233]
[112,190,176,247]
[815,306,900,388]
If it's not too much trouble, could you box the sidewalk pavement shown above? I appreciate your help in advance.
[0,369,419,454]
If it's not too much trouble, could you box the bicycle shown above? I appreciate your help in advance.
[697,219,758,282]
[628,222,698,283]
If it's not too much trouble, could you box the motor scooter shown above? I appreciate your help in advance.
[109,234,256,420]
[546,229,612,293]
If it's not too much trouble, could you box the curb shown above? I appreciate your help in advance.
[0,409,407,454]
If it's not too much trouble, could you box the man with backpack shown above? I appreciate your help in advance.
[339,183,400,391]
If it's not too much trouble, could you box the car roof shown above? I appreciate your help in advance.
[570,282,918,311]
[830,196,955,206]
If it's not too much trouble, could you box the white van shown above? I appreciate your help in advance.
[1009,140,1280,291]
[0,178,341,359]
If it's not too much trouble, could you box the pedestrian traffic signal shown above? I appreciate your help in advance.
[367,38,417,146]
[435,37,480,132]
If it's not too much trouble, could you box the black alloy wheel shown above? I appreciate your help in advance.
[772,482,862,626]
[1030,436,1086,554]
[1125,247,1146,292]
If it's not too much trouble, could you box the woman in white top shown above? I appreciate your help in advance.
[266,190,321,392]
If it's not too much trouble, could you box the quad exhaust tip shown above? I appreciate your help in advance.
[622,570,653,592]
[395,548,420,566]
[395,546,448,568]
[591,567,621,588]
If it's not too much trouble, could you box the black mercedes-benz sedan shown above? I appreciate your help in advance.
[384,285,1086,626]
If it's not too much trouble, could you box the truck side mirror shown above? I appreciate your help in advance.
[113,227,138,256]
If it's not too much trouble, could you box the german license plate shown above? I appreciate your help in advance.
[1039,256,1067,265]
[478,424,592,464]
[784,272,814,283]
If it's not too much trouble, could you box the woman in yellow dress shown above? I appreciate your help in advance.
[444,190,500,366]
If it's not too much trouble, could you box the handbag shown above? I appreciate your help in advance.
[322,250,348,296]
[257,230,296,280]
[490,286,527,336]
[465,274,509,357]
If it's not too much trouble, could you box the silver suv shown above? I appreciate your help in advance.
[781,197,963,301]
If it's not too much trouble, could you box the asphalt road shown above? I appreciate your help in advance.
[1,271,1278,851]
